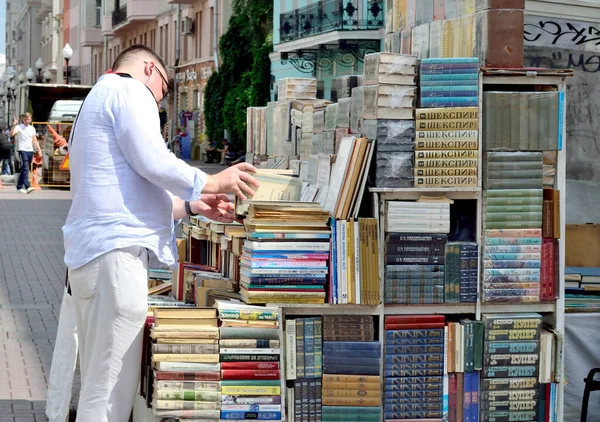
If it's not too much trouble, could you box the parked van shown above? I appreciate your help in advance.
[48,100,83,123]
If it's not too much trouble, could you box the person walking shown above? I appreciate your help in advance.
[10,113,42,193]
[61,44,259,422]
[0,128,11,175]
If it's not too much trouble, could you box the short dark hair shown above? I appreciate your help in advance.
[112,44,168,75]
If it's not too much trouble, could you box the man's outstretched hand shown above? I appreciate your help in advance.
[204,163,260,201]
[190,194,236,223]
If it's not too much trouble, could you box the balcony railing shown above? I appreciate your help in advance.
[279,0,384,44]
[112,5,127,27]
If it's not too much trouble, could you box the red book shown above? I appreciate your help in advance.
[385,322,446,330]
[155,371,221,381]
[221,369,281,380]
[384,315,445,324]
[540,238,555,301]
[449,373,457,422]
[220,362,280,370]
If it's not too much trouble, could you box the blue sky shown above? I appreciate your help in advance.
[0,0,5,53]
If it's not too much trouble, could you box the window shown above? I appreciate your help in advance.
[209,7,214,57]
[96,0,101,27]
[150,29,156,50]
[143,33,147,46]
[159,27,163,57]
[196,12,201,58]
[164,24,169,64]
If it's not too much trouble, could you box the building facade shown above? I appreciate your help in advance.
[270,0,385,100]
[96,0,231,145]
[6,0,43,76]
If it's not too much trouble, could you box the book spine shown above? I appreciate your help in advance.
[286,319,297,380]
[304,318,315,378]
[220,354,280,362]
[415,140,478,151]
[314,318,323,378]
[221,386,281,395]
[221,370,281,380]
[415,176,477,187]
[220,362,280,370]
[296,319,305,378]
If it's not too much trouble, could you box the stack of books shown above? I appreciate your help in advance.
[240,202,331,305]
[385,232,447,305]
[418,58,479,108]
[444,242,478,303]
[483,152,545,303]
[483,91,560,151]
[322,316,381,422]
[370,120,415,188]
[414,106,479,188]
[384,315,445,421]
[386,201,450,233]
[217,301,282,420]
[483,229,543,303]
[361,53,418,189]
[150,308,221,420]
[278,78,317,105]
[285,317,323,422]
[481,314,542,422]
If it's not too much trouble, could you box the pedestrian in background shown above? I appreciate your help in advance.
[61,44,259,422]
[0,128,11,175]
[10,113,42,193]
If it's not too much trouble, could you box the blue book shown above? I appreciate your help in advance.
[323,357,380,367]
[220,411,281,420]
[421,58,478,64]
[323,341,381,351]
[421,91,480,98]
[421,63,479,71]
[420,85,479,92]
[420,73,478,81]
[558,91,565,150]
[420,99,479,108]
[248,232,331,240]
[323,363,380,375]
[421,79,481,87]
[246,277,327,285]
[420,68,479,75]
[304,318,315,378]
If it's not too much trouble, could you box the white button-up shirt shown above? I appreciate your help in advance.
[63,74,206,269]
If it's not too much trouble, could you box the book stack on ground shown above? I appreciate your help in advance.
[240,202,331,305]
[150,308,221,420]
[445,319,482,421]
[217,301,282,421]
[414,106,479,188]
[444,242,478,303]
[481,313,542,422]
[385,231,448,305]
[483,91,560,151]
[322,316,381,422]
[418,58,479,108]
[369,120,415,188]
[278,78,317,105]
[361,53,417,189]
[384,315,445,421]
[285,317,323,422]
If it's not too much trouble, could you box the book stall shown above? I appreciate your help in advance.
[132,2,571,421]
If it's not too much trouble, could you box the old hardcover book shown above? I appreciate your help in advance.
[363,52,418,85]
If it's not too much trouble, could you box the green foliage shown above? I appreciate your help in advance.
[204,0,273,150]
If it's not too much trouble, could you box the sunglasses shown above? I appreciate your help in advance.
[143,60,170,99]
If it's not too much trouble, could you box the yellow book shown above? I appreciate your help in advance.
[156,338,219,345]
[152,354,220,363]
[220,319,279,328]
[221,386,281,395]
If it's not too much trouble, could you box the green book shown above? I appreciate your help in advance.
[154,390,220,401]
[473,321,484,371]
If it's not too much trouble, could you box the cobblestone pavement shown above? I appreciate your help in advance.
[0,189,71,421]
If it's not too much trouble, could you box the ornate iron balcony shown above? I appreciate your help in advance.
[279,0,384,44]
[112,4,127,27]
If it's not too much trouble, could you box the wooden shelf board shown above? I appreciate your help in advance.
[481,303,556,313]
[384,304,476,315]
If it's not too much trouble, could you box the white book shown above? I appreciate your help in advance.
[323,137,356,213]
[443,325,449,375]
[354,220,361,305]
[154,362,220,372]
[340,220,348,304]
[244,241,330,252]
[285,320,297,380]
[388,201,450,209]
[219,348,280,355]
[335,220,343,305]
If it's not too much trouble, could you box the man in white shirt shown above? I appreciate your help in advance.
[61,45,259,421]
[10,112,41,193]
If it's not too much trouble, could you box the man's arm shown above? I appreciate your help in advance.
[113,84,207,201]
[172,194,235,222]
[9,123,20,138]
[32,134,42,156]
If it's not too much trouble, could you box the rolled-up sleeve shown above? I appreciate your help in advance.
[112,82,206,200]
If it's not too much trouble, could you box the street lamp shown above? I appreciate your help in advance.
[26,68,35,84]
[63,43,73,84]
[18,72,25,84]
[43,69,52,84]
[35,58,44,83]
[4,81,18,125]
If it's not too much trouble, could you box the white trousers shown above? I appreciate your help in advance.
[68,246,149,422]
[46,288,79,422]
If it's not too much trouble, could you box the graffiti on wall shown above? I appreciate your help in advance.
[525,15,600,182]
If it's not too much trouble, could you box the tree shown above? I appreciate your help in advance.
[204,0,272,151]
